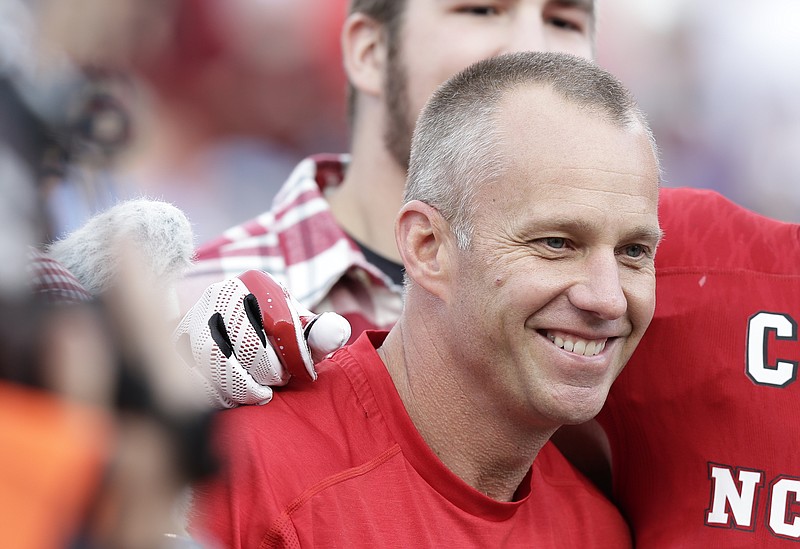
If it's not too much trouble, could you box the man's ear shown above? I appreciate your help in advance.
[341,13,386,100]
[395,201,456,300]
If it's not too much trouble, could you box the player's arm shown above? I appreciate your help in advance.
[187,408,287,549]
[173,270,351,408]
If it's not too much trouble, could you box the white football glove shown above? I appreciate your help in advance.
[174,270,351,408]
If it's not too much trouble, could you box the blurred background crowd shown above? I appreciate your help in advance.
[599,0,800,224]
[2,0,798,248]
[0,0,797,547]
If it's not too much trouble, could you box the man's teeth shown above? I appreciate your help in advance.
[547,334,606,357]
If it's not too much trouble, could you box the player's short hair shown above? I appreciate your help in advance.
[405,51,659,249]
[348,0,406,27]
[346,0,407,123]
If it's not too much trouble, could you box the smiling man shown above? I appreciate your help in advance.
[188,51,661,549]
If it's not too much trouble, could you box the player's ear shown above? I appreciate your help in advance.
[395,201,456,300]
[341,12,385,100]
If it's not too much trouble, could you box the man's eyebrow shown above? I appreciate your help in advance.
[532,219,663,244]
[624,226,665,245]
[555,0,595,13]
[552,0,595,15]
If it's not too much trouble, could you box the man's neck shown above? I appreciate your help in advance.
[328,128,407,263]
[379,316,557,502]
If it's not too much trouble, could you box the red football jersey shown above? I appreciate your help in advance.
[599,188,800,546]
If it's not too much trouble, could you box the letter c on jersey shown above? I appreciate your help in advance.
[769,477,800,540]
[746,312,798,388]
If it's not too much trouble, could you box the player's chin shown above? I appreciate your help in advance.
[550,386,613,426]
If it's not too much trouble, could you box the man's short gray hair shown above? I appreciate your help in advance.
[404,51,659,249]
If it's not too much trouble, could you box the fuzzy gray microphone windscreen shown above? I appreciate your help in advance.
[47,198,195,296]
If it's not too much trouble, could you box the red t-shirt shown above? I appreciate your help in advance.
[599,188,800,546]
[190,331,631,548]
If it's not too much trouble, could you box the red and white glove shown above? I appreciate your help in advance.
[174,270,351,408]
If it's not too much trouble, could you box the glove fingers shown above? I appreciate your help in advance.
[176,313,268,408]
[247,341,289,387]
[185,360,238,409]
[208,312,235,358]
[278,280,349,365]
[306,312,352,363]
[237,270,314,381]
[227,290,289,386]
[240,290,292,384]
[200,279,286,384]
[174,273,322,409]
[212,352,276,406]
[174,278,284,406]
[242,294,267,347]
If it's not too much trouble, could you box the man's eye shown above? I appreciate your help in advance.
[458,6,500,16]
[546,17,582,31]
[621,244,647,259]
[544,237,567,249]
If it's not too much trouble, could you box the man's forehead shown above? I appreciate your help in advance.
[487,188,661,238]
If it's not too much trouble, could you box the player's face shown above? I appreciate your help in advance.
[384,0,595,168]
[447,87,661,429]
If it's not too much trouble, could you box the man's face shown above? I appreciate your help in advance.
[445,87,661,429]
[384,0,594,168]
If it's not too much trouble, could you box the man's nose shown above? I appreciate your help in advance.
[567,252,628,320]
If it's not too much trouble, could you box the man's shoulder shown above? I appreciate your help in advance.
[213,359,355,443]
[657,187,800,272]
[197,347,397,538]
[210,347,387,474]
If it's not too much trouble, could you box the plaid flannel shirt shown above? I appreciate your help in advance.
[183,154,403,338]
[27,249,92,305]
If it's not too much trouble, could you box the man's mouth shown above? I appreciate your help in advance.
[544,331,608,357]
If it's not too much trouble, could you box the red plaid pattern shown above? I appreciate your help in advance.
[27,249,93,304]
[184,154,403,339]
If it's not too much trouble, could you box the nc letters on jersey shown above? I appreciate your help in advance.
[704,310,799,541]
[705,463,800,541]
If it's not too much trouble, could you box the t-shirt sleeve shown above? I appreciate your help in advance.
[187,409,298,549]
